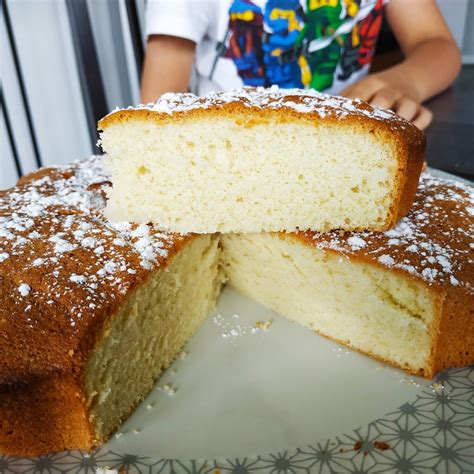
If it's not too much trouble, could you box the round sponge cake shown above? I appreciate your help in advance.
[1,160,471,457]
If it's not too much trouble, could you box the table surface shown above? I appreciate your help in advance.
[425,65,473,180]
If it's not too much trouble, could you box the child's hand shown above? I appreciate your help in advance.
[341,73,433,130]
[340,0,462,131]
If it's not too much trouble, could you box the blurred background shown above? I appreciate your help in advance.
[1,0,473,189]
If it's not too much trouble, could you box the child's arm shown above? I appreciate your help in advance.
[141,35,196,103]
[341,0,461,129]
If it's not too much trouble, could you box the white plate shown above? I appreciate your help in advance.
[3,170,473,473]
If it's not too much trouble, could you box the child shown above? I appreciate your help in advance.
[141,0,461,130]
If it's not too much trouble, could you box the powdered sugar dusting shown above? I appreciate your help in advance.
[104,86,409,128]
[308,173,473,291]
[0,156,187,330]
[18,283,30,297]
[347,236,367,250]
[378,255,395,266]
[70,274,87,284]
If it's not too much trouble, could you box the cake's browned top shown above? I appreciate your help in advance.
[98,86,425,149]
[0,157,191,385]
[298,174,474,293]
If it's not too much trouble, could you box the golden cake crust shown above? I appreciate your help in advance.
[0,375,93,455]
[0,157,194,455]
[291,173,474,377]
[99,87,425,230]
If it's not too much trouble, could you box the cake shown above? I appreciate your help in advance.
[1,158,472,457]
[0,157,224,456]
[222,175,474,378]
[98,87,425,234]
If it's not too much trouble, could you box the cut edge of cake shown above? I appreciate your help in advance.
[99,87,425,234]
[84,233,224,444]
[221,232,442,378]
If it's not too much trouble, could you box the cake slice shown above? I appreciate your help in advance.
[98,87,425,234]
[0,158,224,456]
[221,174,473,378]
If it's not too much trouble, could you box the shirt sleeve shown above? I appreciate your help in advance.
[145,0,212,44]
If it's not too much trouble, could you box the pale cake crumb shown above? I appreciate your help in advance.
[100,87,423,234]
[431,382,445,394]
[255,320,273,331]
[95,468,118,474]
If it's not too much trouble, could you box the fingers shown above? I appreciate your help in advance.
[373,94,432,129]
[389,97,432,130]
[340,77,385,102]
[369,88,403,110]
[340,78,433,130]
[391,97,432,129]
[393,96,419,122]
[412,106,433,130]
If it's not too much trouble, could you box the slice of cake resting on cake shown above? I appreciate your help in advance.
[98,87,425,234]
[0,157,224,456]
[221,174,473,378]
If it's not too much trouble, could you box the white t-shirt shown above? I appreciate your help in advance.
[146,0,386,96]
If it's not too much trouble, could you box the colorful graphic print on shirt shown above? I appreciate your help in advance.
[213,0,384,91]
